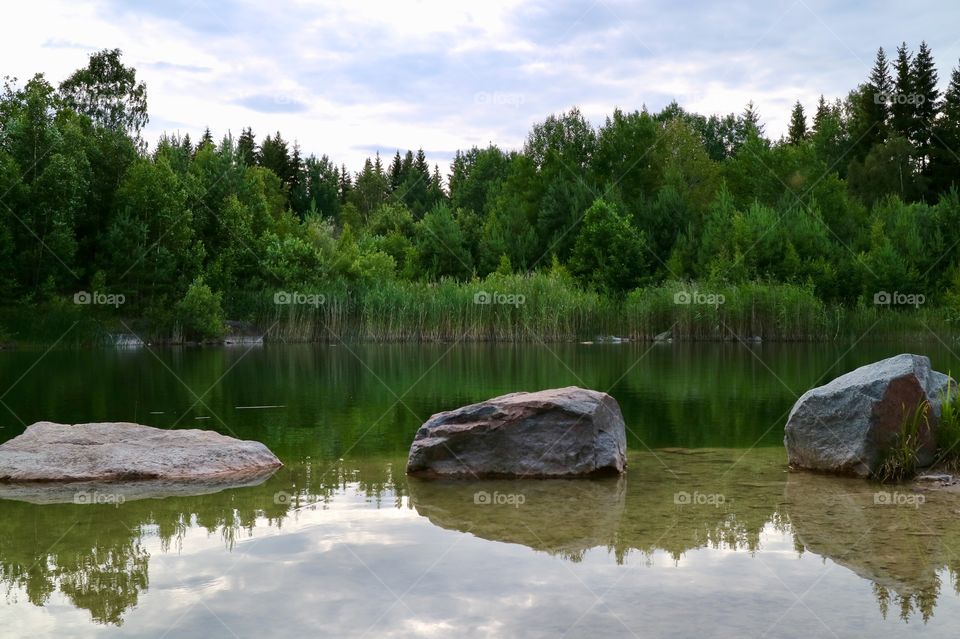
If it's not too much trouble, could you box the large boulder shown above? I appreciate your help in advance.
[0,421,282,482]
[784,354,953,476]
[406,387,627,477]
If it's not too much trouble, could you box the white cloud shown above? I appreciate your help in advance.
[4,0,960,174]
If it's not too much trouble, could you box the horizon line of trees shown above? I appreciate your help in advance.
[4,43,960,334]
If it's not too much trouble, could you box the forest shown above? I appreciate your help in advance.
[2,44,960,343]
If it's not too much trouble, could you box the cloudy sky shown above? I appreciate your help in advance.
[5,0,960,172]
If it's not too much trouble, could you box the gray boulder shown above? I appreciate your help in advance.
[784,354,953,476]
[406,387,627,477]
[0,421,282,482]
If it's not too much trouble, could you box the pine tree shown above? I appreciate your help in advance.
[911,41,940,162]
[787,101,807,145]
[890,42,913,139]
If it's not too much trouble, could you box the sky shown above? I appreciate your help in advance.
[4,0,960,174]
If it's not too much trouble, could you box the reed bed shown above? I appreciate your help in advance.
[234,275,959,344]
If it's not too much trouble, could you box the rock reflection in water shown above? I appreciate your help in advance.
[409,448,791,563]
[785,471,960,622]
[408,475,626,561]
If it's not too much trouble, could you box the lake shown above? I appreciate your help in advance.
[3,341,960,637]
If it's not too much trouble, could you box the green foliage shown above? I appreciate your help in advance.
[569,198,649,293]
[58,48,148,137]
[175,277,226,341]
[874,401,928,483]
[412,203,472,280]
[937,380,960,468]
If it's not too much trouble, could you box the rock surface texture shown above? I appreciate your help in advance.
[784,354,953,476]
[0,421,282,482]
[406,387,627,477]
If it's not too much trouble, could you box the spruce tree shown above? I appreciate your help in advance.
[928,60,960,192]
[867,46,893,136]
[260,131,293,187]
[389,151,403,191]
[911,41,940,162]
[338,163,352,204]
[787,101,807,145]
[197,126,213,153]
[812,95,830,134]
[414,148,430,181]
[739,100,764,137]
[237,127,257,166]
[890,42,913,139]
[289,143,306,215]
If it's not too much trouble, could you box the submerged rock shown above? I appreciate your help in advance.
[0,421,282,482]
[406,386,627,477]
[784,354,953,477]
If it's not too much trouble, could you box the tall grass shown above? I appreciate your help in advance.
[3,276,955,346]
[874,400,929,483]
[621,281,835,341]
[228,275,957,343]
[937,379,960,470]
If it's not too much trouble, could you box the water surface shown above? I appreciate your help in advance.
[3,341,960,637]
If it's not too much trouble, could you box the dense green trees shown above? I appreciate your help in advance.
[4,44,960,338]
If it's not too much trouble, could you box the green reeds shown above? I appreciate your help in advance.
[874,401,929,483]
[937,378,960,470]
[232,276,959,344]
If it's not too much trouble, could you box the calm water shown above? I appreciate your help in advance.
[3,341,960,637]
